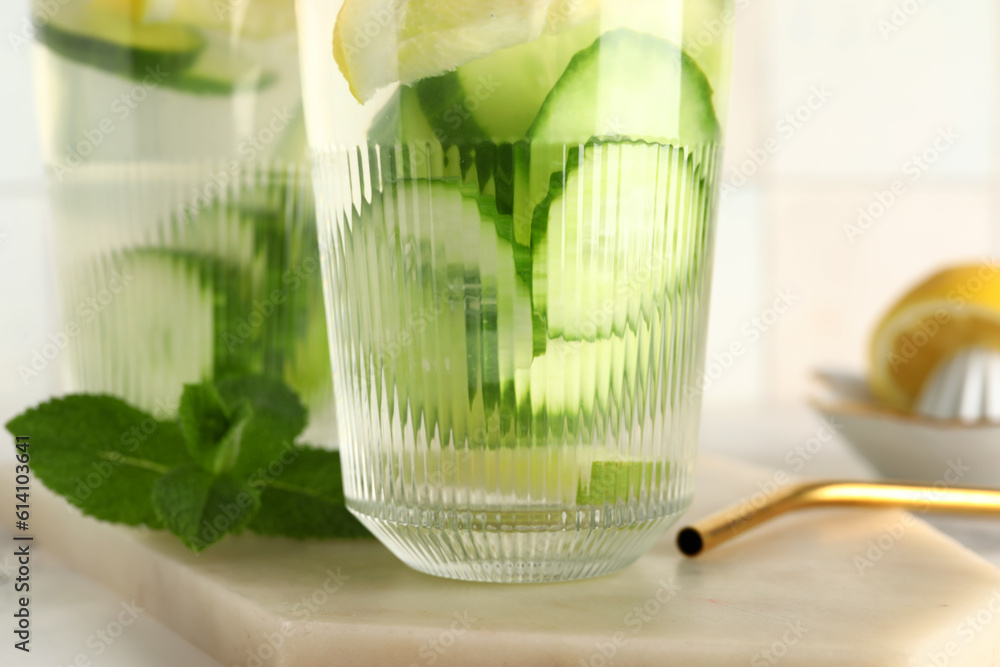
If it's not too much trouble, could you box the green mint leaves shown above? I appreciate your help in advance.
[152,465,261,551]
[5,375,369,551]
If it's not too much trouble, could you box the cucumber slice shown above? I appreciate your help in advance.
[452,20,600,142]
[170,42,278,95]
[515,30,720,247]
[346,176,533,447]
[528,313,661,427]
[532,142,708,341]
[163,202,264,271]
[530,28,719,146]
[101,246,278,384]
[157,169,327,388]
[74,249,214,411]
[395,447,650,507]
[38,6,204,83]
[576,459,666,506]
[368,85,452,181]
[39,5,279,95]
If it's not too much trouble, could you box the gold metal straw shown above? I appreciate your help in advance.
[677,480,1000,557]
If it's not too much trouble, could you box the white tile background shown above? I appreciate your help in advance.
[2,0,1000,413]
[704,0,1000,406]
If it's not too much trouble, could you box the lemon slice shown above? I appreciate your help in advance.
[333,0,600,103]
[870,263,1000,409]
[93,0,295,39]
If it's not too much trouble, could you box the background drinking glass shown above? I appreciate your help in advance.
[297,0,734,582]
[34,0,335,442]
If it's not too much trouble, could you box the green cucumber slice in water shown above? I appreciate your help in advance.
[100,245,287,387]
[78,249,214,408]
[451,20,600,142]
[163,202,265,272]
[38,7,203,83]
[374,19,599,146]
[170,42,279,95]
[368,85,454,181]
[155,174,328,391]
[349,177,533,446]
[576,460,667,505]
[516,29,720,253]
[529,28,720,146]
[39,6,277,96]
[397,448,661,507]
[531,142,707,342]
[527,313,662,426]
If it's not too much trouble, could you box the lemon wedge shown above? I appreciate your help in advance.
[332,0,601,103]
[870,263,1000,409]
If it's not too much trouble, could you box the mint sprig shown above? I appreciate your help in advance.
[249,446,369,539]
[5,375,370,551]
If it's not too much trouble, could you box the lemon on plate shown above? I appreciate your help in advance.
[870,263,1000,410]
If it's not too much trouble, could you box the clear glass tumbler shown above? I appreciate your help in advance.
[34,0,335,442]
[297,0,734,582]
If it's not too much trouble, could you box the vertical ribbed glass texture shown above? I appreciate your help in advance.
[299,0,733,581]
[33,0,335,442]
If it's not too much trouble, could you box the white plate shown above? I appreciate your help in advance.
[813,370,1000,488]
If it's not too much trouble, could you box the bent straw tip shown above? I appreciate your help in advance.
[677,527,704,557]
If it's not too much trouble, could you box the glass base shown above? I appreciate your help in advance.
[349,501,690,583]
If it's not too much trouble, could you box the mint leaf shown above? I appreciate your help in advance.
[249,446,370,539]
[4,395,193,528]
[213,375,307,476]
[178,383,253,473]
[152,464,261,551]
[5,378,363,552]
